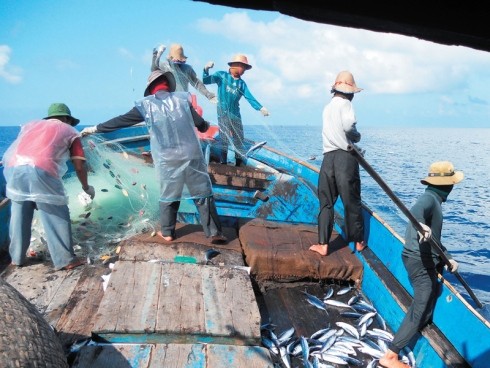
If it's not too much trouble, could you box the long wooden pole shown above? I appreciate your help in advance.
[348,145,483,309]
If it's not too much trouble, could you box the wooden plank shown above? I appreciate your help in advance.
[201,266,261,343]
[3,262,83,317]
[74,343,273,367]
[94,261,261,345]
[150,344,205,367]
[55,266,108,347]
[93,262,161,334]
[206,344,273,368]
[156,262,204,335]
[72,345,151,368]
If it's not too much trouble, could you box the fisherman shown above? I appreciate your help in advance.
[152,43,217,109]
[310,71,366,256]
[202,54,269,166]
[80,68,227,243]
[379,161,462,368]
[3,103,94,270]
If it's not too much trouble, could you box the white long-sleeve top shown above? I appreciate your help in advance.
[322,96,361,153]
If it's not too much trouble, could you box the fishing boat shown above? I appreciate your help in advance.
[1,120,488,367]
[1,2,490,365]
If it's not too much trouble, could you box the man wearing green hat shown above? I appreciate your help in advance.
[2,103,94,270]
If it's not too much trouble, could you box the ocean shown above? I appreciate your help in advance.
[1,125,489,318]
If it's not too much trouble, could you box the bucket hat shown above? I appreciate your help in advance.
[228,54,252,70]
[168,44,187,62]
[332,71,362,94]
[44,103,80,126]
[421,161,464,185]
[144,70,176,96]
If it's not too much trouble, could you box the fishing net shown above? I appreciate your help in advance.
[28,135,161,263]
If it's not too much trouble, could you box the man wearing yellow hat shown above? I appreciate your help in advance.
[380,161,462,368]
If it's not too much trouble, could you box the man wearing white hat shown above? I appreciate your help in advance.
[202,54,269,166]
[310,71,366,256]
[380,161,462,368]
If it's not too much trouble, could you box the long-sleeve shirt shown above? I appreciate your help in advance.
[402,188,451,264]
[172,62,215,100]
[322,96,361,153]
[95,105,207,133]
[202,70,262,119]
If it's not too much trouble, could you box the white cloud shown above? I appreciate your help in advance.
[118,47,134,59]
[0,45,22,84]
[197,12,490,101]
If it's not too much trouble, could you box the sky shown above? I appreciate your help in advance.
[1,0,490,128]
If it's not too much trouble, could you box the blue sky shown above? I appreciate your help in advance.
[1,0,490,128]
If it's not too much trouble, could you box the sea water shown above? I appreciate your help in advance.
[1,125,489,317]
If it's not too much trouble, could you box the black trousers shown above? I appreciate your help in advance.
[317,149,364,244]
[389,255,443,353]
[160,196,222,238]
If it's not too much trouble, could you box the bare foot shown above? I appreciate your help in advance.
[157,231,174,242]
[60,257,86,271]
[356,241,367,252]
[379,350,410,368]
[309,244,328,256]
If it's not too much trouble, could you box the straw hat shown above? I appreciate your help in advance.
[168,44,187,62]
[421,161,464,185]
[332,71,362,94]
[44,103,80,127]
[144,69,176,96]
[228,54,252,70]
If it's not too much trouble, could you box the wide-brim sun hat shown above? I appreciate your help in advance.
[144,70,177,96]
[168,43,187,62]
[332,70,362,94]
[44,103,80,126]
[228,54,252,70]
[421,161,464,185]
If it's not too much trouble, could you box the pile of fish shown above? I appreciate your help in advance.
[261,284,415,367]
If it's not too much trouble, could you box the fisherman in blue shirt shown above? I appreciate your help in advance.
[202,54,269,166]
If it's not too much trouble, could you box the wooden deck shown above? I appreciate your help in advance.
[0,221,363,367]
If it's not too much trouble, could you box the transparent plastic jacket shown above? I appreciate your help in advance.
[135,91,212,201]
[3,119,79,205]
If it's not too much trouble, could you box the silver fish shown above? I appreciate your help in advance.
[245,140,267,157]
[302,291,328,313]
[335,322,359,339]
[324,299,355,310]
[337,285,352,295]
[277,327,295,345]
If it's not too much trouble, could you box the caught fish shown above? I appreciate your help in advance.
[101,189,109,192]
[121,189,129,197]
[335,322,359,339]
[324,286,334,300]
[324,299,355,310]
[277,327,295,345]
[245,140,267,157]
[302,291,328,313]
[205,249,221,264]
[337,285,352,295]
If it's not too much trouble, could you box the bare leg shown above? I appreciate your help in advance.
[309,244,328,256]
[379,349,410,368]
